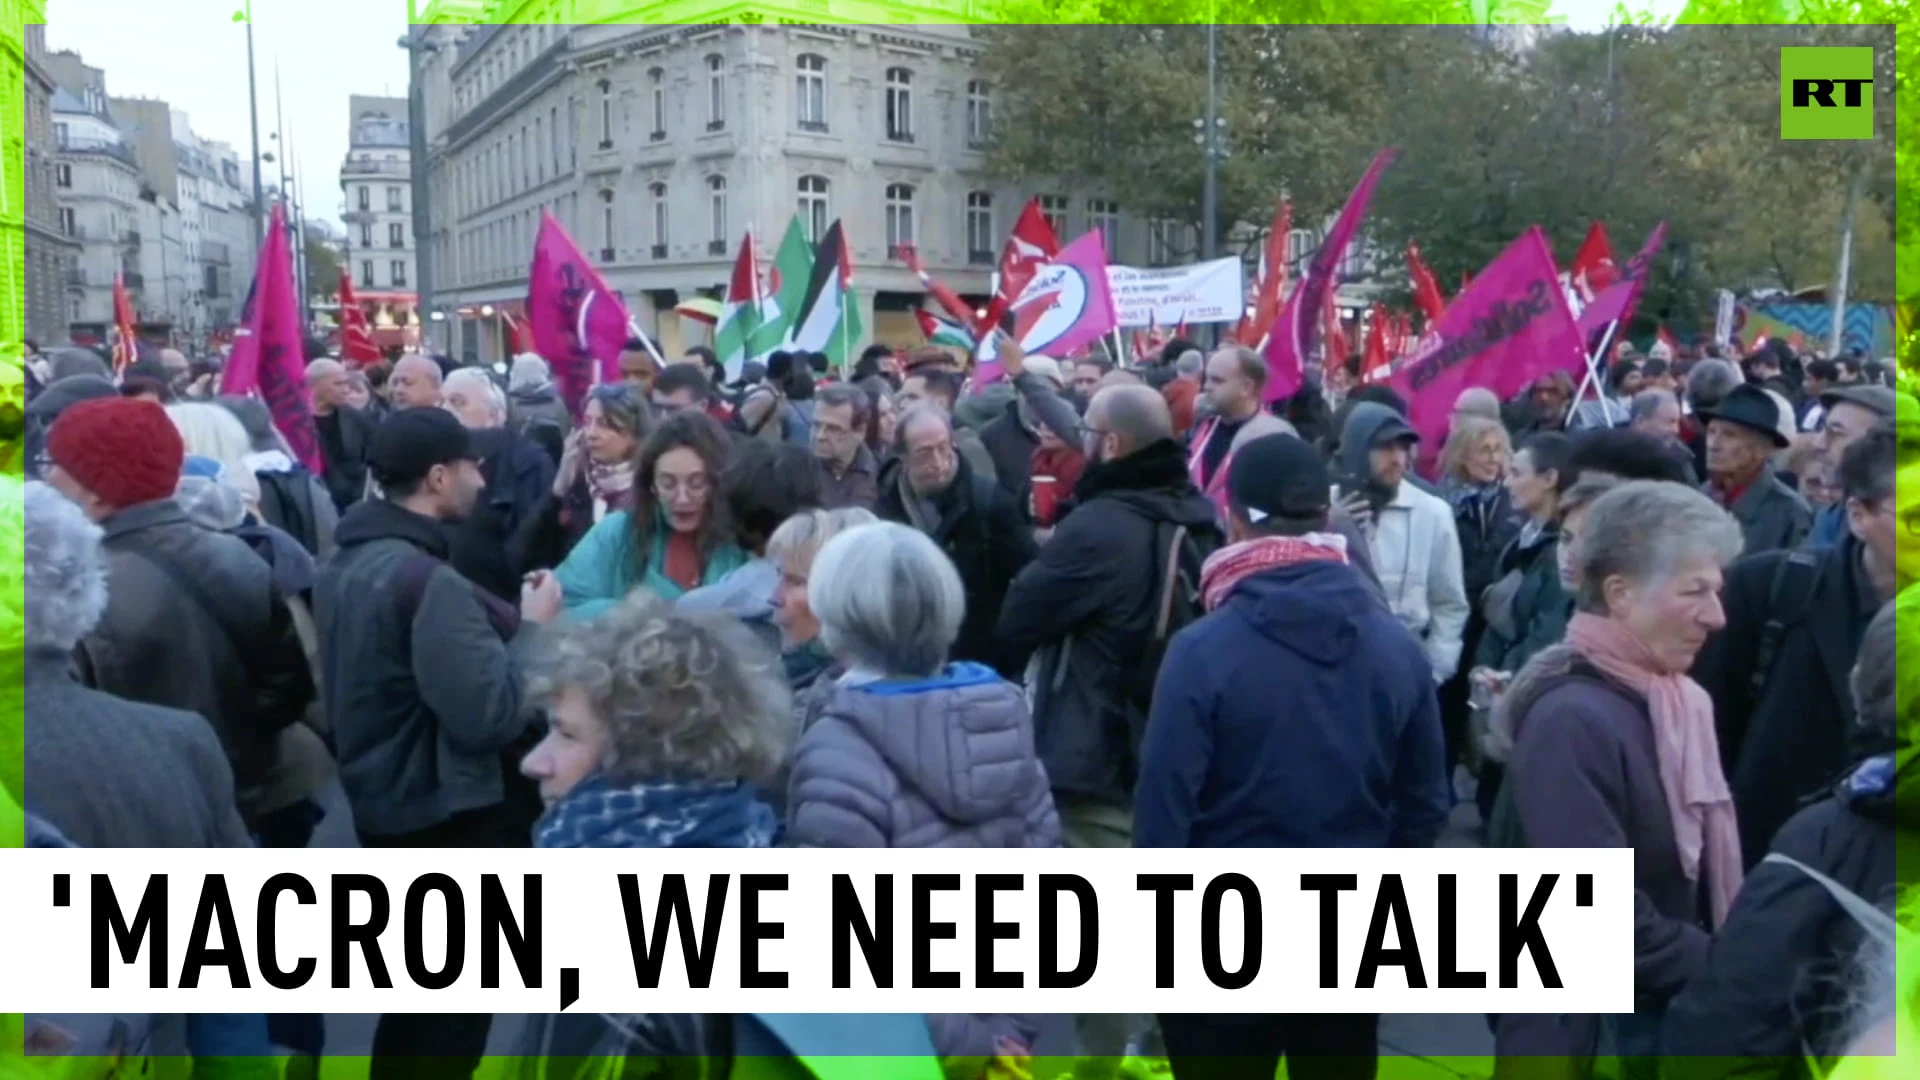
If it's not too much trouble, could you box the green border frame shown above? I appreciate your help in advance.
[4,0,1914,1075]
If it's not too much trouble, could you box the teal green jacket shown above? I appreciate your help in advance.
[554,509,750,620]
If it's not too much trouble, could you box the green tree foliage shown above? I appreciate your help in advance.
[976,10,1903,336]
[304,230,344,303]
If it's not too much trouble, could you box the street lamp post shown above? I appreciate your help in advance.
[1195,22,1227,346]
[244,6,265,254]
[401,26,438,355]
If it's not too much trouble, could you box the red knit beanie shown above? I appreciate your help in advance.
[46,396,184,509]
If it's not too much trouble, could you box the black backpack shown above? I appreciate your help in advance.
[255,469,323,558]
[1119,519,1215,711]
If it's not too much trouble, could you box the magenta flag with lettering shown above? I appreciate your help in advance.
[1576,222,1668,337]
[975,229,1119,387]
[1387,226,1586,451]
[1262,148,1398,404]
[528,210,633,419]
[220,201,322,473]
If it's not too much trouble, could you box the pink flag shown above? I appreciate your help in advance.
[1387,227,1586,452]
[1263,148,1398,404]
[527,210,633,419]
[220,201,322,473]
[1576,222,1667,337]
[975,229,1118,387]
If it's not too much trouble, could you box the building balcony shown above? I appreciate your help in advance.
[65,267,87,287]
[58,137,138,167]
[342,208,377,225]
[650,244,667,260]
[203,241,229,265]
[341,157,412,179]
[706,239,726,256]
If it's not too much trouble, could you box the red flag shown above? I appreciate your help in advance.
[1576,222,1667,337]
[1240,200,1293,349]
[1570,221,1618,302]
[221,201,323,473]
[1406,241,1446,324]
[337,270,382,367]
[1321,291,1349,370]
[1363,304,1389,379]
[1655,325,1680,356]
[111,273,138,377]
[978,199,1060,338]
[1263,148,1397,404]
[528,209,635,419]
[901,246,982,332]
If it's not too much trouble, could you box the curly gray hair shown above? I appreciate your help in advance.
[24,480,109,652]
[528,594,792,784]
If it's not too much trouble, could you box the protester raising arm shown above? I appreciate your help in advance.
[996,334,1083,446]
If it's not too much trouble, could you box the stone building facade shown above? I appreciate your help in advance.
[7,4,80,347]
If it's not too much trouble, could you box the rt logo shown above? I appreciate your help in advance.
[1780,47,1875,140]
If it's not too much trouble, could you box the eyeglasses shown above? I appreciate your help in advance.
[655,474,712,499]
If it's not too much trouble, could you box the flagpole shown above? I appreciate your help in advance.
[1566,319,1621,428]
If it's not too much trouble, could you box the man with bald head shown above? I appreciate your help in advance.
[996,382,1224,1069]
[308,357,377,511]
[388,354,445,410]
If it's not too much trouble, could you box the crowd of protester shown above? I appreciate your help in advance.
[6,327,1916,1080]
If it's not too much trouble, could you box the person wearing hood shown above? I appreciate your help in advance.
[505,353,571,462]
[441,366,559,602]
[1692,421,1914,866]
[786,520,1056,1066]
[1660,589,1915,1079]
[1134,433,1447,1080]
[1699,383,1813,556]
[998,384,1223,850]
[1339,401,1471,686]
[215,395,338,558]
[678,438,823,654]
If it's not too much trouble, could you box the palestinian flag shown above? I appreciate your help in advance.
[713,231,766,380]
[754,215,814,356]
[788,220,863,370]
[915,309,975,352]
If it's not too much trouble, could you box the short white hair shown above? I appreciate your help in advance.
[509,354,551,392]
[24,480,109,651]
[166,402,260,505]
[445,367,507,420]
[1572,481,1744,614]
[767,507,880,576]
[807,521,966,677]
[306,358,346,383]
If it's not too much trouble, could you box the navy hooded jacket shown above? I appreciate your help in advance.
[1133,560,1450,850]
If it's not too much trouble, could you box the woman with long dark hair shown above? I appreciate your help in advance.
[515,383,651,569]
[554,409,748,617]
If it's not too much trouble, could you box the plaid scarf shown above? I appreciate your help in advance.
[1199,533,1349,612]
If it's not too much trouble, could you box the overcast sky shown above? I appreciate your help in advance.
[47,0,408,231]
[44,0,1680,233]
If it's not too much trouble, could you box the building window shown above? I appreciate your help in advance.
[54,121,69,147]
[534,115,545,183]
[884,183,915,255]
[966,80,991,146]
[386,186,403,212]
[54,163,70,188]
[360,223,373,248]
[707,175,727,247]
[391,260,407,287]
[58,207,74,236]
[797,174,829,243]
[965,191,993,263]
[884,67,913,142]
[390,222,405,248]
[1148,219,1179,266]
[359,259,374,288]
[796,54,826,131]
[1040,194,1069,239]
[647,68,665,139]
[706,54,725,131]
[506,133,517,195]
[520,124,530,188]
[1087,198,1119,245]
[357,186,370,211]
[597,78,614,149]
[649,181,668,255]
[549,105,561,173]
[595,188,615,258]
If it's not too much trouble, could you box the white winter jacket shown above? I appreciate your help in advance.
[1369,481,1470,683]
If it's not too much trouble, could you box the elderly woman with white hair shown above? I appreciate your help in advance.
[785,519,1055,1068]
[767,506,878,692]
[1489,481,1746,1071]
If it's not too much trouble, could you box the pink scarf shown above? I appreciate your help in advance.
[1198,533,1349,612]
[1564,613,1743,928]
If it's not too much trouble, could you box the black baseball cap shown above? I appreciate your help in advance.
[1228,433,1332,525]
[368,407,476,488]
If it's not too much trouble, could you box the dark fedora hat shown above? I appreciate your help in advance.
[1696,383,1790,448]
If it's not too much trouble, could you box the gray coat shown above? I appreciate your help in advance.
[1494,644,1713,1059]
[315,498,540,837]
[1719,462,1812,557]
[787,664,1062,850]
[25,648,252,849]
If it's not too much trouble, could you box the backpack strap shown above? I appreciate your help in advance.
[1750,550,1823,708]
[390,551,523,642]
[1760,853,1898,945]
[1152,524,1191,641]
